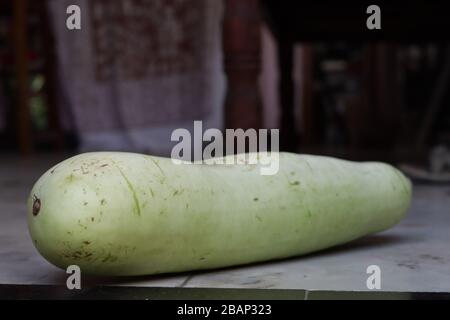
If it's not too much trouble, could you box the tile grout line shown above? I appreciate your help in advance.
[179,275,193,288]
[304,290,309,300]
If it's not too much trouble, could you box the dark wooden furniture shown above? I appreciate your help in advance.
[224,1,450,152]
[12,0,31,154]
[223,0,262,131]
[8,0,62,154]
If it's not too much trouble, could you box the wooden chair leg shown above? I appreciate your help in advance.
[298,44,315,148]
[13,0,32,155]
[223,0,262,131]
[278,40,297,151]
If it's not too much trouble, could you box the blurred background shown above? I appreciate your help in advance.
[0,0,450,172]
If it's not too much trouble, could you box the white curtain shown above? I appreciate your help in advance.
[48,0,225,155]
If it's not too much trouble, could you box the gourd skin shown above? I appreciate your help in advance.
[27,152,412,276]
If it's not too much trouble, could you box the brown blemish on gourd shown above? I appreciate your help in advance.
[173,189,184,196]
[65,173,75,183]
[50,164,60,174]
[32,196,41,216]
[77,220,87,229]
[102,252,118,263]
[62,250,93,261]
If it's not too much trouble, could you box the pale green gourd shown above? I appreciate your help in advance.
[27,152,412,276]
